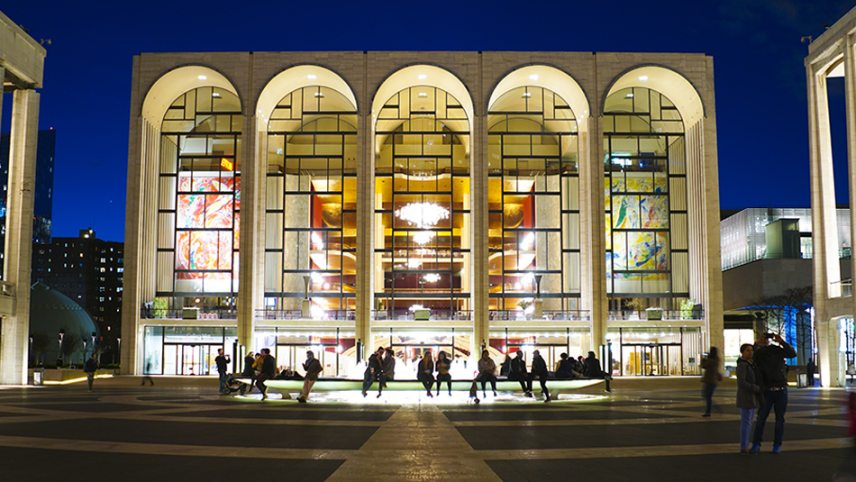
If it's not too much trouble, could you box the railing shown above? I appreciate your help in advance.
[254,309,356,321]
[140,306,237,320]
[489,310,591,321]
[829,280,853,298]
[607,309,705,321]
[371,310,473,321]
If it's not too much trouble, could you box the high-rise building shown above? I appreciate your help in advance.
[40,229,124,338]
[0,129,56,277]
[123,52,722,378]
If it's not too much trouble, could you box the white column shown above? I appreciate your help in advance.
[0,89,39,385]
[844,37,856,318]
[581,116,605,352]
[472,110,489,355]
[809,64,843,387]
[237,117,261,350]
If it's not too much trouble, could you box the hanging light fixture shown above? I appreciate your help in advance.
[395,202,449,229]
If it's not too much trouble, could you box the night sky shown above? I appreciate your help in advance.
[2,0,854,242]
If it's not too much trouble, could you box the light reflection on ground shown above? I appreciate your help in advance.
[233,390,608,405]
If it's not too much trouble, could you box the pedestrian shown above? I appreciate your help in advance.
[751,333,797,454]
[700,347,721,417]
[140,360,154,386]
[499,354,511,377]
[435,351,453,396]
[529,349,550,402]
[583,351,603,378]
[298,350,323,403]
[215,348,231,395]
[362,347,385,398]
[806,357,816,387]
[241,351,255,394]
[476,349,497,398]
[417,350,435,397]
[83,352,98,392]
[256,348,276,400]
[736,343,760,454]
[555,352,574,379]
[382,348,396,386]
[509,351,532,397]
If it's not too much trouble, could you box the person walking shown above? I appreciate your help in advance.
[256,348,276,400]
[362,347,385,398]
[736,343,760,454]
[476,350,498,398]
[700,347,722,417]
[215,348,231,395]
[751,333,797,454]
[417,350,435,397]
[435,351,453,396]
[806,357,816,388]
[140,360,155,386]
[529,350,550,402]
[298,350,323,403]
[83,353,98,392]
[510,351,532,397]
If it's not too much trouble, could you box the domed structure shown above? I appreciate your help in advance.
[29,282,99,366]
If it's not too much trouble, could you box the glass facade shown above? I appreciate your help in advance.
[374,86,471,317]
[135,62,716,379]
[487,86,580,312]
[604,87,688,308]
[156,87,242,311]
[264,86,358,314]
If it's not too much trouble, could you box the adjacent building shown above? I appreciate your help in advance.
[807,4,856,387]
[123,52,722,377]
[0,128,55,276]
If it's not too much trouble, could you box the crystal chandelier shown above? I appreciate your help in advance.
[412,230,435,245]
[395,202,449,229]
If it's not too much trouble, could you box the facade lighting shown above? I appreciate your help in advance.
[197,75,207,80]
[638,75,649,81]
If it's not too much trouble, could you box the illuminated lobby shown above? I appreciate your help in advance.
[122,52,723,378]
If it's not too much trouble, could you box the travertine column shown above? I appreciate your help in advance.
[355,102,372,355]
[809,65,843,387]
[237,116,261,350]
[0,89,39,385]
[471,110,489,353]
[844,37,856,320]
[581,116,605,353]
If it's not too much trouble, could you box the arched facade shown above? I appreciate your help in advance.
[124,53,721,379]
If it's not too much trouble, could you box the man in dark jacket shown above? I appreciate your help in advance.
[256,348,276,400]
[529,350,551,402]
[362,347,385,398]
[83,353,98,392]
[751,333,797,454]
[509,351,532,397]
[215,348,231,395]
[241,351,255,394]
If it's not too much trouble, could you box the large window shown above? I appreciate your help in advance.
[156,87,242,309]
[264,86,357,314]
[374,86,470,317]
[487,86,580,312]
[603,87,688,308]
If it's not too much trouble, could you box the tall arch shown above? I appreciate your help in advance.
[371,65,475,339]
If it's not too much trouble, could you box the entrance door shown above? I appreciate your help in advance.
[163,344,222,375]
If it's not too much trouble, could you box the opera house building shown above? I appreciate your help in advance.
[121,51,722,378]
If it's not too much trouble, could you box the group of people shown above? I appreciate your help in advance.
[237,348,322,402]
[700,332,799,454]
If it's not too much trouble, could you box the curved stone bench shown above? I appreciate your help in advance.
[236,378,605,395]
